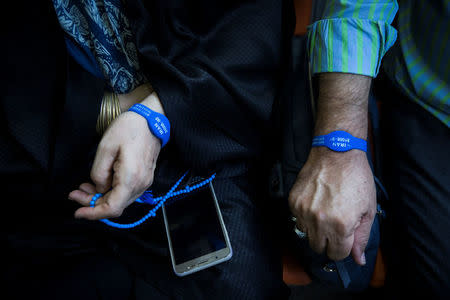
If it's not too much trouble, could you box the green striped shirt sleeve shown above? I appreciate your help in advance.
[307,0,399,77]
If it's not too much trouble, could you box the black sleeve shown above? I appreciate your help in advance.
[125,0,294,172]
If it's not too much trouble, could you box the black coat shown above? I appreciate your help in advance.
[1,0,293,218]
[126,0,294,171]
[1,2,293,297]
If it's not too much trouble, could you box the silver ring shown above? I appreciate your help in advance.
[294,224,308,239]
[292,216,307,239]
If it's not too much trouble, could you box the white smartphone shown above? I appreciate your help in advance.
[162,180,233,276]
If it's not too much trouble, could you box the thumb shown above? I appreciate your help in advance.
[351,213,374,266]
[90,143,119,193]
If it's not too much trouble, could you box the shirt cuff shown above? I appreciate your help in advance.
[307,18,397,77]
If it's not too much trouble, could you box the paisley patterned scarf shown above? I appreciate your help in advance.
[53,0,147,94]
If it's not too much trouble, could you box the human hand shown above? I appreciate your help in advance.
[68,92,165,220]
[288,147,376,266]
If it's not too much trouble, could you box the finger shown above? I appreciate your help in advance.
[114,149,152,199]
[351,213,375,265]
[78,183,97,194]
[295,221,307,234]
[308,228,327,254]
[90,142,118,193]
[326,234,354,261]
[74,185,131,220]
[294,221,308,239]
[68,188,95,206]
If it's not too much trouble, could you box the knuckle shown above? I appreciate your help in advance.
[288,192,299,211]
[97,141,113,154]
[108,205,123,218]
[310,209,327,225]
[290,203,303,219]
[143,174,154,189]
[328,248,350,261]
[289,197,309,218]
[316,210,328,223]
[333,218,349,236]
[287,189,297,203]
[327,251,340,261]
[139,178,152,193]
[367,207,376,219]
[136,166,153,187]
[309,241,324,254]
[90,170,106,185]
[128,170,141,187]
[298,202,309,216]
[329,214,353,236]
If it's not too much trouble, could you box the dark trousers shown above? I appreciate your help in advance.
[4,172,289,300]
[374,75,450,298]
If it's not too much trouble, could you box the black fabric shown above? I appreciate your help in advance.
[272,35,314,197]
[267,34,314,240]
[374,74,450,299]
[2,1,294,299]
[1,1,104,227]
[4,176,289,300]
[125,0,294,173]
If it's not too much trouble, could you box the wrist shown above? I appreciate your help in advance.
[310,145,366,160]
[305,147,368,177]
[312,130,367,153]
[139,91,166,116]
[117,82,153,111]
[314,124,367,141]
[127,100,170,148]
[314,105,368,140]
[97,83,157,135]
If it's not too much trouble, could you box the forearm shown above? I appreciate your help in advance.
[117,83,154,112]
[289,73,376,264]
[117,82,166,116]
[314,73,372,140]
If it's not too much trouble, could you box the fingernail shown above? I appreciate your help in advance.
[361,253,366,265]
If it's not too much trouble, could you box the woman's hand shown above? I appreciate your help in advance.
[68,91,166,220]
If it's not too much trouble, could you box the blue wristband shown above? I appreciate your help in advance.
[128,103,170,147]
[312,131,367,152]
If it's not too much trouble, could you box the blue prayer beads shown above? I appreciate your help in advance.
[89,172,216,229]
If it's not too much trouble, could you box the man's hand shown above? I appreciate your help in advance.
[288,73,376,265]
[68,91,165,220]
[289,147,376,265]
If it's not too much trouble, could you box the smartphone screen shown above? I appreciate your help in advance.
[162,182,232,276]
